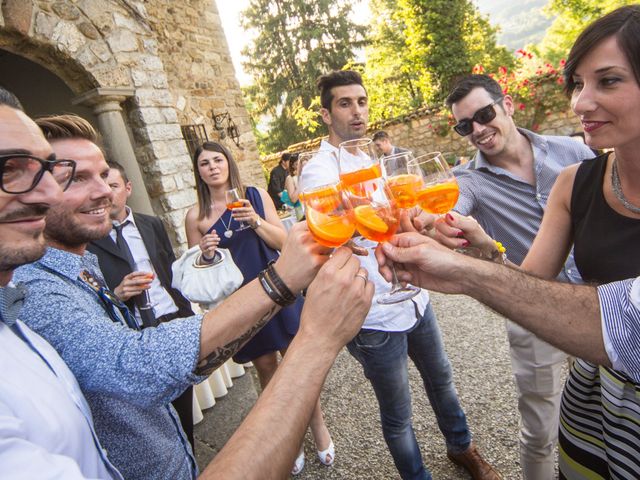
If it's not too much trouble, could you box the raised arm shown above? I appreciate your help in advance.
[284,175,300,204]
[376,232,609,365]
[199,248,373,479]
[520,164,578,279]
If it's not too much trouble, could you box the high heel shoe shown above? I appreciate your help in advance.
[291,448,305,475]
[317,440,335,466]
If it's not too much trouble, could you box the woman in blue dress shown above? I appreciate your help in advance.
[185,142,334,474]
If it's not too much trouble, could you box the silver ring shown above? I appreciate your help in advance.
[355,272,368,283]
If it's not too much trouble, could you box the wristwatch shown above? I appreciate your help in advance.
[251,218,262,229]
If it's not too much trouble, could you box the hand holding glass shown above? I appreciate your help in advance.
[338,138,419,304]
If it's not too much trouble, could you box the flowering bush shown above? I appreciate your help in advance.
[424,49,569,136]
[475,49,569,131]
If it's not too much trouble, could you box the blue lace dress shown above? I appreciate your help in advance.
[207,186,302,362]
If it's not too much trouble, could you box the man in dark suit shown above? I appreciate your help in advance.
[267,152,290,210]
[87,161,196,446]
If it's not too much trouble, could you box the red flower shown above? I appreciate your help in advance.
[518,103,526,111]
[498,66,508,75]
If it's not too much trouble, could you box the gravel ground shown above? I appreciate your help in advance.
[196,292,552,479]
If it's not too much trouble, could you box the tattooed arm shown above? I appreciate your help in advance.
[196,223,331,374]
[196,288,279,375]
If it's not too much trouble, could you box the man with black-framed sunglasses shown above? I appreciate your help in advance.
[0,153,76,194]
[428,74,595,479]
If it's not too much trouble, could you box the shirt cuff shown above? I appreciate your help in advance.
[598,278,640,381]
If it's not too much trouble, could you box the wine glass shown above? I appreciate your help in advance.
[134,258,156,311]
[225,188,251,231]
[298,151,355,248]
[408,152,459,215]
[381,151,422,300]
[338,138,420,305]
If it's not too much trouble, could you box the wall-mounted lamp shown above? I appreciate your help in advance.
[211,111,241,148]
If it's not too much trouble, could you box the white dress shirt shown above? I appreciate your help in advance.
[0,296,121,479]
[299,140,428,331]
[110,209,178,321]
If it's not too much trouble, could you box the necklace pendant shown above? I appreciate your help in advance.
[224,229,234,238]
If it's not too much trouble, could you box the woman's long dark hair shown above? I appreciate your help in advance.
[192,141,245,220]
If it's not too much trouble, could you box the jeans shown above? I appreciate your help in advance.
[347,302,471,480]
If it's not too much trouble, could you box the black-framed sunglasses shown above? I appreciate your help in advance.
[453,98,504,137]
[0,154,76,194]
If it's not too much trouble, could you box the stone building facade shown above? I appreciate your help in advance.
[0,0,260,247]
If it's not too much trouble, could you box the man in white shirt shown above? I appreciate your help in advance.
[299,70,501,480]
[0,89,122,479]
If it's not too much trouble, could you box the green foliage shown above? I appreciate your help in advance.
[363,0,515,125]
[537,0,633,63]
[241,0,365,153]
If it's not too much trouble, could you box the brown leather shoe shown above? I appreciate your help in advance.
[447,443,503,480]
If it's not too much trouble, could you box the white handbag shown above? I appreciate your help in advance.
[171,246,243,307]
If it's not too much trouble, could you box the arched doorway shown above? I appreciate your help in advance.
[0,49,97,124]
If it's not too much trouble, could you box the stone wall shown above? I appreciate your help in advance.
[262,107,582,171]
[145,0,262,186]
[0,0,260,248]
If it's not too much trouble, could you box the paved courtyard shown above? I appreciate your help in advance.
[195,292,564,479]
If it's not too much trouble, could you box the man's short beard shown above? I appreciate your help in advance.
[44,209,111,249]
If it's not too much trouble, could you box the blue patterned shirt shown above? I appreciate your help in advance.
[453,128,595,280]
[14,248,205,480]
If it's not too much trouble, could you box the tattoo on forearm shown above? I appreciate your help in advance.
[195,305,279,376]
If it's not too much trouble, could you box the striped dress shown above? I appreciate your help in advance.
[560,154,640,479]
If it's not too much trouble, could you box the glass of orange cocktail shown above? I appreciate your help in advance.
[338,138,419,305]
[382,151,423,209]
[225,187,251,231]
[297,151,355,248]
[408,152,459,215]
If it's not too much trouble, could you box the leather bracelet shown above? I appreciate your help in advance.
[265,261,297,304]
[258,270,293,307]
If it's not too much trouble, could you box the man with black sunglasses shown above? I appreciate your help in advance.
[0,89,123,478]
[440,74,595,479]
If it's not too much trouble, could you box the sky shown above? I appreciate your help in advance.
[215,0,371,86]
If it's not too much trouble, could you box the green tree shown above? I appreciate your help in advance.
[537,0,633,63]
[364,0,515,123]
[241,0,365,153]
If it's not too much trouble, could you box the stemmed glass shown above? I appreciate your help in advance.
[338,138,419,304]
[225,187,251,231]
[408,152,459,215]
[297,151,356,248]
[134,258,156,311]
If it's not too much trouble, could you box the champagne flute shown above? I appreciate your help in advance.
[134,258,156,311]
[408,152,459,215]
[381,151,422,300]
[338,138,419,304]
[298,151,355,248]
[225,188,251,231]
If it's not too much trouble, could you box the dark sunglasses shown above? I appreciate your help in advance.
[453,98,503,137]
[0,154,76,194]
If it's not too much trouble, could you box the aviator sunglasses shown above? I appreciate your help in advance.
[453,97,504,136]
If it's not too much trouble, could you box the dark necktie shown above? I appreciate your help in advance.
[113,222,157,328]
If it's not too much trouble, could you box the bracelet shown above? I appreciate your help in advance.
[488,241,507,265]
[258,270,295,307]
[265,261,297,305]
